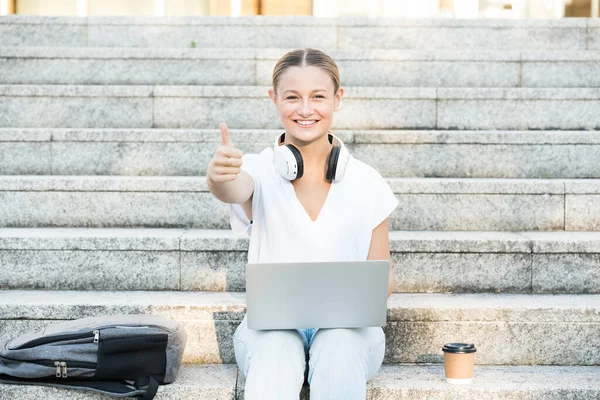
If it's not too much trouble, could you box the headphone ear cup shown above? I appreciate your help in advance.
[334,145,349,182]
[326,146,340,182]
[286,144,304,180]
[274,143,304,180]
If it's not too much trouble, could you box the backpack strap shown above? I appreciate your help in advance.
[0,374,160,399]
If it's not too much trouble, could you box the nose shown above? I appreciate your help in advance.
[297,100,313,117]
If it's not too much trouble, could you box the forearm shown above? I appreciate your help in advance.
[207,170,254,204]
[366,218,394,297]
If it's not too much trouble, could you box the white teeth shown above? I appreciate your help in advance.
[297,120,316,126]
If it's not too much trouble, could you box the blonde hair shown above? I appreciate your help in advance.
[272,48,341,95]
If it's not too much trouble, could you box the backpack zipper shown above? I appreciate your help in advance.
[50,360,97,378]
[11,324,170,350]
[1,356,96,379]
[11,331,97,350]
[60,361,68,378]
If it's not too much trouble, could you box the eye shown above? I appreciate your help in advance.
[285,96,298,100]
[315,95,326,99]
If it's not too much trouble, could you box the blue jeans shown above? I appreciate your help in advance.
[233,314,386,399]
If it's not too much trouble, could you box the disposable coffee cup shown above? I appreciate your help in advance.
[442,343,477,384]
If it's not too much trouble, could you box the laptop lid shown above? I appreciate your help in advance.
[246,260,389,330]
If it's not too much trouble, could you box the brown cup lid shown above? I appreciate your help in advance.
[442,343,477,354]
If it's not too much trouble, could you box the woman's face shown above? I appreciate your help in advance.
[269,65,343,145]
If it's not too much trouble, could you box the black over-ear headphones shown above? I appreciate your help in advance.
[272,132,350,182]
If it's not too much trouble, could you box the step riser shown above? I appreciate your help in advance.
[1,249,598,294]
[1,312,598,366]
[0,19,593,50]
[1,190,597,231]
[354,144,600,179]
[3,57,600,88]
[4,141,600,179]
[2,87,600,130]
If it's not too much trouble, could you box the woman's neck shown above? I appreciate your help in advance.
[284,132,333,170]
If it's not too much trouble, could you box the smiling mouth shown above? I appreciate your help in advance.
[294,120,318,127]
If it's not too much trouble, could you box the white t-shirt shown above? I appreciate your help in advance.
[230,146,399,263]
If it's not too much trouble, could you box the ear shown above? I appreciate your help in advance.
[334,87,344,107]
[268,88,277,106]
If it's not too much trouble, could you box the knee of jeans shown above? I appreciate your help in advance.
[366,327,385,351]
[237,330,304,374]
[309,329,361,370]
[233,333,249,376]
[309,328,385,382]
[366,336,385,381]
[256,330,305,355]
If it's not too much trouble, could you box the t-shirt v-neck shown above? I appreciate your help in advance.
[286,177,335,225]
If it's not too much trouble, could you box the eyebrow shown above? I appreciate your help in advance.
[282,89,328,95]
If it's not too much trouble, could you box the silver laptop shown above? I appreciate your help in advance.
[245,260,389,330]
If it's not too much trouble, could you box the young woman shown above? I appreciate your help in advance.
[207,48,398,400]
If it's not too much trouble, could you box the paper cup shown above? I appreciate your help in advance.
[442,343,476,384]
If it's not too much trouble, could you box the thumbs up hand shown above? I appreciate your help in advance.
[207,122,244,183]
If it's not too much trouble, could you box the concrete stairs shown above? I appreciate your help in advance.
[3,129,600,178]
[1,47,600,88]
[0,16,598,50]
[0,290,599,398]
[0,290,599,366]
[0,176,599,230]
[0,16,599,399]
[2,229,599,293]
[1,85,600,130]
[3,364,600,399]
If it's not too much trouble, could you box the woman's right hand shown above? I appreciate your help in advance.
[207,122,244,183]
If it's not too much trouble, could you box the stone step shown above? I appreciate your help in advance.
[0,364,239,400]
[0,290,598,366]
[1,85,600,130]
[0,176,598,231]
[1,228,599,294]
[0,16,596,50]
[2,364,600,400]
[2,47,599,88]
[3,128,600,178]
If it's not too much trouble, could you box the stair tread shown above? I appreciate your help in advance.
[1,175,598,192]
[1,46,599,61]
[0,290,598,322]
